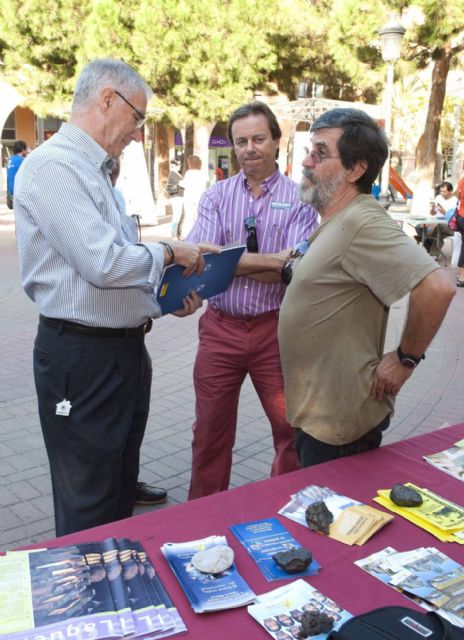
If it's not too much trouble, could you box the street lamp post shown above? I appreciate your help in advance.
[378,15,405,201]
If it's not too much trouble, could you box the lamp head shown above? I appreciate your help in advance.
[379,14,406,63]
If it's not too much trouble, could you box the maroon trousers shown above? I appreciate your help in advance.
[188,306,299,499]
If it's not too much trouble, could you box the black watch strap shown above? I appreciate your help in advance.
[397,346,425,369]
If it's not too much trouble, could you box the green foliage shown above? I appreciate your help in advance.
[0,0,462,144]
[132,0,278,123]
[0,0,90,115]
[80,0,138,64]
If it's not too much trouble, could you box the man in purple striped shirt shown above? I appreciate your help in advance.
[187,102,318,499]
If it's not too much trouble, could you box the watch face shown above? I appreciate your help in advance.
[400,357,417,369]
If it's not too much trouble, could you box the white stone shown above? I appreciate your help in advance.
[191,545,234,574]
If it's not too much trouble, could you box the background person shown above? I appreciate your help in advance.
[6,139,28,208]
[414,181,457,254]
[14,58,207,536]
[278,108,455,468]
[186,101,318,499]
[166,157,184,238]
[454,168,464,287]
[178,155,206,239]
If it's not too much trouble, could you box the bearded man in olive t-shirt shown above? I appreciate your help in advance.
[278,108,455,467]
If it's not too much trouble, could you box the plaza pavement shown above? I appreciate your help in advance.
[1,203,464,551]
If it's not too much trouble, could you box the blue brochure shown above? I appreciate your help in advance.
[156,245,246,315]
[230,518,321,582]
[161,535,255,613]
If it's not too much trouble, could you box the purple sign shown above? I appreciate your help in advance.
[209,135,231,148]
[174,130,183,146]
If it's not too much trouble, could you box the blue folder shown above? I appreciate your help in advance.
[156,245,246,315]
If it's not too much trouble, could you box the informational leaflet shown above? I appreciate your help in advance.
[279,485,393,545]
[375,483,464,543]
[248,579,352,639]
[161,535,255,613]
[423,439,464,484]
[0,539,186,640]
[355,546,464,628]
[156,246,246,315]
[230,518,320,581]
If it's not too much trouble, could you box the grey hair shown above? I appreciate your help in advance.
[72,58,152,110]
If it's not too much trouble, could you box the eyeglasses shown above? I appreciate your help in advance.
[114,90,146,128]
[281,240,310,285]
[245,216,258,253]
[306,148,340,165]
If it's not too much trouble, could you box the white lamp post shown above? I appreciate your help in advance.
[379,15,405,200]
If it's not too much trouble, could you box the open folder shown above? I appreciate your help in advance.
[156,245,246,315]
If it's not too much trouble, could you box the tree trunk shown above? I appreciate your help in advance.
[411,47,452,215]
[184,122,194,169]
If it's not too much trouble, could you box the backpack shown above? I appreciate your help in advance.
[328,606,464,640]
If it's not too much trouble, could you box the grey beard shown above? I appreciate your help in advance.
[299,170,345,212]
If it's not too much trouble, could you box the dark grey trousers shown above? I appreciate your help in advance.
[33,321,152,536]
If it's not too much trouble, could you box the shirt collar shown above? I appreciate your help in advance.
[241,166,280,194]
[58,122,111,172]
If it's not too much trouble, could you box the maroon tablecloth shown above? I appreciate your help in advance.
[24,424,464,638]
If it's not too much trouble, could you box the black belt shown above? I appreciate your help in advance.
[39,315,152,338]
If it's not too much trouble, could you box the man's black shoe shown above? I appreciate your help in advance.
[135,482,168,505]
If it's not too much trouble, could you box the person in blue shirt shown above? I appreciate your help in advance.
[7,140,28,204]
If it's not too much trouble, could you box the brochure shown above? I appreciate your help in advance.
[0,539,186,640]
[356,546,464,627]
[116,538,165,637]
[374,483,464,543]
[248,579,352,639]
[423,439,464,483]
[279,485,393,545]
[131,540,187,638]
[156,245,246,314]
[161,535,255,613]
[230,518,320,581]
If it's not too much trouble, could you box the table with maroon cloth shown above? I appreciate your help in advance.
[24,424,464,638]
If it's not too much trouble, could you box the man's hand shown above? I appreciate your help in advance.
[169,241,220,277]
[371,350,413,401]
[172,290,203,317]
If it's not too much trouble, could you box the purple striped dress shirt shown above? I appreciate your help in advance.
[187,169,318,317]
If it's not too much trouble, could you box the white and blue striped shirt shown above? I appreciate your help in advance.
[14,123,164,328]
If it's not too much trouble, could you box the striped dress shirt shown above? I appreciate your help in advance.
[187,169,318,317]
[14,123,165,328]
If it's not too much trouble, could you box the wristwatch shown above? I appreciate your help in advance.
[397,346,425,369]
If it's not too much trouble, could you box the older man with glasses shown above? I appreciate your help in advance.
[14,58,209,536]
[279,108,455,468]
[186,101,318,499]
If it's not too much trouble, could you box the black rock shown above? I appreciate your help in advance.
[272,546,312,573]
[390,483,423,507]
[305,501,334,535]
[298,610,334,638]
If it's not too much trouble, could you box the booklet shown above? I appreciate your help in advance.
[0,539,186,640]
[230,518,320,581]
[156,245,246,314]
[356,546,464,627]
[423,439,464,484]
[248,579,352,639]
[131,540,187,638]
[161,535,255,613]
[374,483,464,543]
[279,485,393,545]
[0,543,123,640]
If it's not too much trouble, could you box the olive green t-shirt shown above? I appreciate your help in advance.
[278,194,439,445]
